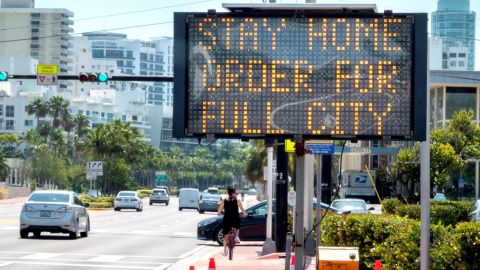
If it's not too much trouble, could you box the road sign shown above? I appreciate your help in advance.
[350,148,372,154]
[306,140,335,155]
[155,175,168,182]
[285,139,296,153]
[37,65,58,74]
[37,74,58,85]
[87,161,103,176]
[155,171,166,175]
[288,190,296,206]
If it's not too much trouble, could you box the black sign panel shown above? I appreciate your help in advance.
[173,12,427,141]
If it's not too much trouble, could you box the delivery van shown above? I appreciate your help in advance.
[339,170,376,202]
[178,188,200,211]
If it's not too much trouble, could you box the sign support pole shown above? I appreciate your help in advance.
[262,145,276,255]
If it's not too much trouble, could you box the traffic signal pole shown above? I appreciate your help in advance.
[7,74,174,82]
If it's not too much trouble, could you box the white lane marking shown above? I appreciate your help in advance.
[0,262,13,267]
[0,251,177,259]
[177,243,212,259]
[0,260,161,269]
[88,255,126,262]
[21,253,63,260]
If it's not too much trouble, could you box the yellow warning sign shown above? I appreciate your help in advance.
[37,65,58,74]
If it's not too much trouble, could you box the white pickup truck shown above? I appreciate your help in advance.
[149,188,170,206]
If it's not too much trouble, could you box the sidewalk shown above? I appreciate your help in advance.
[175,243,317,270]
[0,196,28,205]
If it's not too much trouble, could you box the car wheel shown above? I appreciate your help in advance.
[80,219,89,237]
[20,230,29,239]
[199,210,205,214]
[215,227,224,246]
[136,207,141,212]
[69,221,79,239]
[149,201,152,205]
[166,201,169,206]
[179,207,182,211]
[33,231,41,238]
[114,208,120,211]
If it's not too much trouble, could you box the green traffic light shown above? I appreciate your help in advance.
[0,72,7,81]
[98,73,108,82]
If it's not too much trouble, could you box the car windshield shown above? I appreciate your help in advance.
[203,195,221,200]
[332,201,367,210]
[28,193,70,203]
[118,192,135,197]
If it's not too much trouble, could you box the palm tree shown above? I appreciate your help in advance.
[62,112,75,136]
[37,122,52,143]
[26,98,49,129]
[18,129,42,159]
[0,151,10,182]
[48,96,71,129]
[74,113,90,138]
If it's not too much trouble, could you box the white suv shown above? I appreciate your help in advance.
[149,189,170,206]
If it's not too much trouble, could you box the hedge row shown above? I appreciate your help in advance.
[382,198,474,226]
[320,214,480,270]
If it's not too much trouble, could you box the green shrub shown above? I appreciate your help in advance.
[137,189,152,198]
[88,202,113,208]
[382,198,403,214]
[170,190,178,196]
[452,222,480,270]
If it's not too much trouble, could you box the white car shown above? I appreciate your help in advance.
[20,190,90,239]
[114,191,143,212]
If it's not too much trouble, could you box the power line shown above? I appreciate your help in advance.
[0,0,212,33]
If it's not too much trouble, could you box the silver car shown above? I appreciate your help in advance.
[467,199,480,222]
[19,190,90,239]
[114,191,143,212]
[331,198,374,214]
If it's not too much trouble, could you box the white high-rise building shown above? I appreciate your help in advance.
[0,0,74,91]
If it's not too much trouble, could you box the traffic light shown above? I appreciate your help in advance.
[0,72,8,81]
[79,72,108,82]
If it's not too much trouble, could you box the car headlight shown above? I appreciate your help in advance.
[198,219,217,227]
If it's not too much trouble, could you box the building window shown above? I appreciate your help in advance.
[450,61,456,67]
[122,115,126,121]
[86,111,90,116]
[78,110,83,114]
[459,61,465,67]
[132,115,138,121]
[371,155,379,168]
[25,120,33,127]
[446,87,476,120]
[6,106,14,117]
[459,53,466,58]
[92,111,99,115]
[6,120,14,130]
[107,113,113,119]
[449,53,456,58]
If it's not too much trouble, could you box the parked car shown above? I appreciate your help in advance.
[114,191,143,212]
[178,188,200,211]
[149,188,169,206]
[86,190,102,197]
[204,187,220,195]
[247,189,257,195]
[197,199,349,245]
[199,194,222,214]
[433,193,447,200]
[331,198,373,214]
[467,199,480,222]
[155,186,170,195]
[19,190,90,239]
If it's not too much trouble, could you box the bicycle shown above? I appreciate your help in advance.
[227,228,236,260]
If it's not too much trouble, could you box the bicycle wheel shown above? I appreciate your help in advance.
[227,231,235,260]
[229,244,233,260]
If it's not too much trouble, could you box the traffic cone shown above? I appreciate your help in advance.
[208,258,216,270]
[374,260,382,270]
[290,254,295,270]
[188,267,195,270]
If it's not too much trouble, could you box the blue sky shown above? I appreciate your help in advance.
[35,0,480,67]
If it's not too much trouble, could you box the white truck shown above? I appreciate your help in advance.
[339,170,376,202]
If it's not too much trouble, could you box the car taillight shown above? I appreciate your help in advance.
[56,207,73,214]
[131,198,138,201]
[22,206,35,213]
[115,198,122,201]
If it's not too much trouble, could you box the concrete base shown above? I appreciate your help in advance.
[262,238,276,256]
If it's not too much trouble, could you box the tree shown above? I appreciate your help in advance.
[48,96,71,129]
[18,129,42,159]
[244,140,266,186]
[27,146,66,188]
[0,151,10,182]
[389,109,480,201]
[26,98,49,129]
[74,113,90,138]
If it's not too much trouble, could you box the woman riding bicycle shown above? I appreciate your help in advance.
[217,186,247,256]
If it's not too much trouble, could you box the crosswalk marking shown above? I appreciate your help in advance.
[88,255,126,262]
[21,253,62,260]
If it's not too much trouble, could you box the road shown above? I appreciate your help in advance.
[0,197,217,270]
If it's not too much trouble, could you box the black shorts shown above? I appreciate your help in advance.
[222,218,241,235]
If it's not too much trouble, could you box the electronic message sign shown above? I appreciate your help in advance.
[173,11,427,141]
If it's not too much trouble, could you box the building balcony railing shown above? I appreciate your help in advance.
[30,16,46,21]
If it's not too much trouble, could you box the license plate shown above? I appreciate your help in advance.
[40,211,51,217]
[124,199,129,202]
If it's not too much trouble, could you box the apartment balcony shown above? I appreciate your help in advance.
[30,48,45,52]
[31,32,46,37]
[58,64,73,71]
[126,120,151,129]
[51,40,72,47]
[30,16,46,21]
[51,17,74,25]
